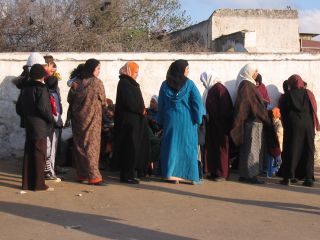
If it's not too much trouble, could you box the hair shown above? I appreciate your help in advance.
[255,73,262,84]
[69,63,85,79]
[44,55,54,65]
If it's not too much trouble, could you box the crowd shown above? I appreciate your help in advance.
[13,52,319,191]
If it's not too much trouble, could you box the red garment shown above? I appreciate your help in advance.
[256,83,270,104]
[50,95,57,116]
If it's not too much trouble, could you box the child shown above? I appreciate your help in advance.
[266,107,283,178]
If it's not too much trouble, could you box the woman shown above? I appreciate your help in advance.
[279,74,319,187]
[67,59,107,185]
[157,60,205,184]
[114,61,150,184]
[201,71,233,181]
[17,64,54,191]
[230,63,271,184]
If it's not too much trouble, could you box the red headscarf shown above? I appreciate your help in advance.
[288,74,319,131]
[288,74,305,89]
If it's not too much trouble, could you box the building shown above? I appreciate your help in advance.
[172,9,300,53]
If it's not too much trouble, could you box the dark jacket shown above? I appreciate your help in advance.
[114,74,150,173]
[17,80,53,139]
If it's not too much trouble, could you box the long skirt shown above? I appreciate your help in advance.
[239,121,264,179]
[22,134,47,191]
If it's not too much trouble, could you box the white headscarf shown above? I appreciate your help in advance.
[232,63,258,104]
[200,71,220,107]
[151,95,158,103]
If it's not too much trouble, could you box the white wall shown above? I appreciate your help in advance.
[211,16,300,53]
[0,52,319,160]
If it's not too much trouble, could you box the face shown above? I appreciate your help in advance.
[44,63,55,76]
[93,64,101,78]
[150,98,158,110]
[184,66,190,77]
[131,67,139,80]
[252,70,259,80]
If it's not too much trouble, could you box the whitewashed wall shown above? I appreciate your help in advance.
[0,52,319,163]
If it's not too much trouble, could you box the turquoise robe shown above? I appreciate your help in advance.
[157,79,205,182]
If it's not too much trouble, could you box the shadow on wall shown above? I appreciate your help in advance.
[0,201,195,240]
[224,79,236,103]
[0,76,25,159]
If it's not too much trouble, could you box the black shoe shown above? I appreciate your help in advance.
[247,177,265,184]
[302,180,314,187]
[120,178,140,184]
[290,178,298,183]
[280,178,290,186]
[238,177,247,183]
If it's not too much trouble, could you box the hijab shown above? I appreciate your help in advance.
[151,95,158,103]
[232,63,258,104]
[119,61,139,79]
[166,59,188,92]
[80,58,100,79]
[200,70,220,106]
[287,74,305,89]
[288,74,319,131]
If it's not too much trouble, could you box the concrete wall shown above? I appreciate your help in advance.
[0,52,319,165]
[211,9,300,53]
[171,20,211,48]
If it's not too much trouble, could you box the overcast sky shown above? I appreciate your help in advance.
[180,0,320,38]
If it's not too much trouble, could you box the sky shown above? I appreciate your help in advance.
[180,0,320,38]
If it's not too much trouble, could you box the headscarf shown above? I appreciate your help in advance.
[282,80,289,94]
[166,59,188,92]
[80,58,100,79]
[288,74,320,131]
[119,61,139,79]
[287,74,305,89]
[151,95,158,103]
[255,73,262,85]
[272,107,281,119]
[200,70,220,106]
[232,63,258,104]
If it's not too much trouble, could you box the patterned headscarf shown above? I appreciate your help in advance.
[119,61,139,79]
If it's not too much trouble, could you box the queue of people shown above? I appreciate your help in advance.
[13,53,319,191]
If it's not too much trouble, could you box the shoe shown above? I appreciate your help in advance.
[45,173,57,180]
[247,177,265,184]
[280,178,290,186]
[290,178,298,183]
[191,180,203,185]
[90,181,108,186]
[164,179,179,184]
[238,177,247,183]
[120,178,140,184]
[302,179,314,187]
[43,187,54,191]
[212,177,225,182]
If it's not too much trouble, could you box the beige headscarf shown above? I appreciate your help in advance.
[200,71,220,107]
[232,63,258,104]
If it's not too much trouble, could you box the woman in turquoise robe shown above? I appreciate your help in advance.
[157,60,205,184]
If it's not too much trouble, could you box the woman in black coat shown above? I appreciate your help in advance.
[279,74,319,187]
[16,64,54,191]
[114,61,150,184]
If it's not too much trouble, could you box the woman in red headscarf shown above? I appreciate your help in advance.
[114,61,150,184]
[279,74,319,187]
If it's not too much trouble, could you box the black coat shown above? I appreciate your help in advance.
[279,88,315,180]
[114,74,150,177]
[17,80,53,139]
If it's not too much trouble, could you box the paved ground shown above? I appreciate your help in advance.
[0,159,319,240]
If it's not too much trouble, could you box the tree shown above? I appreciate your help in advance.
[0,0,196,52]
